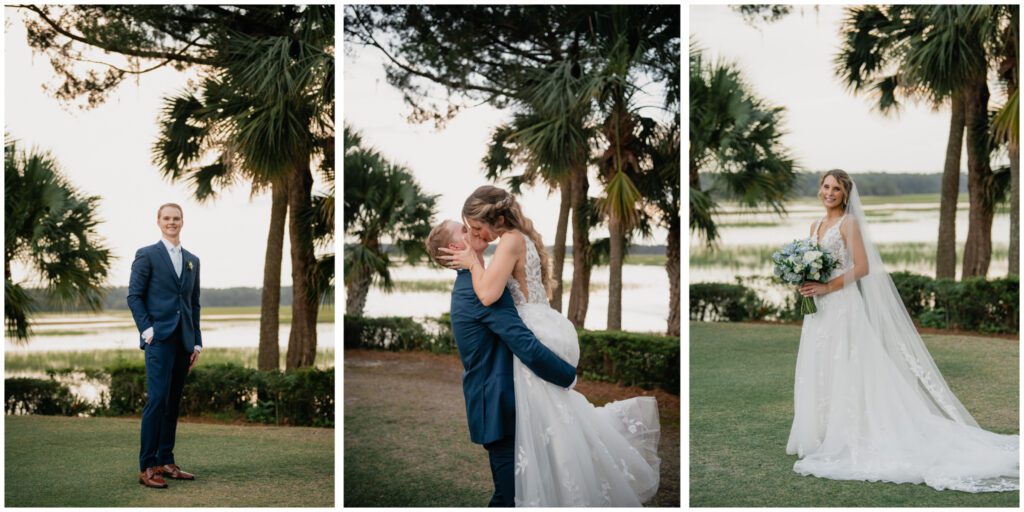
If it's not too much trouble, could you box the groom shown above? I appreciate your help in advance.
[127,203,202,489]
[427,219,577,507]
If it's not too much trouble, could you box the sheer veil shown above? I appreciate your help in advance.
[840,184,979,427]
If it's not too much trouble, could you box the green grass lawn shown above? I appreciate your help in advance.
[344,349,680,506]
[690,322,1019,507]
[4,415,333,507]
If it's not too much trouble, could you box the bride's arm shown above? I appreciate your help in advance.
[825,218,870,292]
[441,231,525,306]
[467,232,524,306]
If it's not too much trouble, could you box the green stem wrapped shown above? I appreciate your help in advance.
[800,296,817,315]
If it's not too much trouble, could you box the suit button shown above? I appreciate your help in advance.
[177,310,180,315]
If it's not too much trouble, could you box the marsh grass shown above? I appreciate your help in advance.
[691,242,1009,270]
[35,305,335,324]
[5,348,336,373]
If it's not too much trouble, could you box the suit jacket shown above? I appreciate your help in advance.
[449,269,576,445]
[127,241,202,353]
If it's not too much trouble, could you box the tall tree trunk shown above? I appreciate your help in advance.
[1008,7,1020,277]
[258,179,288,371]
[286,156,319,370]
[550,177,571,312]
[567,163,591,328]
[1010,135,1020,276]
[666,213,680,337]
[607,215,625,331]
[936,93,965,279]
[962,77,994,278]
[345,239,376,316]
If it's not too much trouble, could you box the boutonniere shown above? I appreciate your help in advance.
[187,261,194,272]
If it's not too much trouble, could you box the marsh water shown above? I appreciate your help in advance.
[362,263,672,333]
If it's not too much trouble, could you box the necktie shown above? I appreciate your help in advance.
[172,247,182,278]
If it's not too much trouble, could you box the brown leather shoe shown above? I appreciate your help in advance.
[160,464,196,480]
[139,467,168,488]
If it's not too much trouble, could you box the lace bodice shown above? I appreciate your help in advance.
[813,215,852,279]
[506,236,547,306]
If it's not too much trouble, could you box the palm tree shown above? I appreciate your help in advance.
[153,85,290,371]
[5,138,112,342]
[689,42,797,246]
[586,7,676,331]
[638,121,681,336]
[344,126,438,316]
[993,6,1019,276]
[483,58,594,313]
[836,5,961,279]
[836,5,1011,279]
[153,11,333,369]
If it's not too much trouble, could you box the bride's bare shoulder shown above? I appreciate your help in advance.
[498,230,526,253]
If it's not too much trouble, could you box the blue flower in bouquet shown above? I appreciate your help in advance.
[771,238,838,315]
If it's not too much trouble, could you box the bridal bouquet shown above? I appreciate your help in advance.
[771,239,838,315]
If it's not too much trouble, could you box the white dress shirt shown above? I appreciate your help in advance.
[141,238,200,352]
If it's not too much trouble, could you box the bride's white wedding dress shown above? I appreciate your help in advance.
[787,193,1019,493]
[507,237,660,506]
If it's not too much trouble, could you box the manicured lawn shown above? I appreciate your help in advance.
[344,349,680,506]
[4,415,334,507]
[690,321,1019,507]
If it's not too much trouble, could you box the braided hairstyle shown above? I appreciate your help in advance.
[462,185,554,299]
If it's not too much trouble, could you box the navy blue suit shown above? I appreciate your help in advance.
[449,269,576,506]
[127,241,202,471]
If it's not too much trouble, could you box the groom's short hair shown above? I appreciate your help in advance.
[425,220,454,269]
[157,203,184,218]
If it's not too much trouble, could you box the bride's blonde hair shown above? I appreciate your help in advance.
[462,185,553,298]
[819,169,854,211]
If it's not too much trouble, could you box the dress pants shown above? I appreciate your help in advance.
[484,435,516,507]
[139,322,189,471]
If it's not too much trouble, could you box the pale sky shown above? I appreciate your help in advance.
[343,28,674,247]
[690,4,999,174]
[4,7,329,288]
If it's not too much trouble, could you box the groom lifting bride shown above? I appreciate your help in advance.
[427,185,661,507]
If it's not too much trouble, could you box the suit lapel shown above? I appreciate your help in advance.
[180,249,192,291]
[155,241,182,286]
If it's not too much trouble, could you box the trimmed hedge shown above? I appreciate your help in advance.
[691,274,1019,334]
[4,377,91,416]
[344,314,680,394]
[7,364,334,427]
[689,282,772,322]
[343,314,455,353]
[578,330,679,394]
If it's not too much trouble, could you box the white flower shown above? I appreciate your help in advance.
[810,272,820,280]
[802,250,821,263]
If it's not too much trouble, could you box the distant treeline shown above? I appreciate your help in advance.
[703,172,970,198]
[26,287,295,312]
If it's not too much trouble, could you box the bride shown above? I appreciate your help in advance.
[788,169,1018,492]
[441,185,661,506]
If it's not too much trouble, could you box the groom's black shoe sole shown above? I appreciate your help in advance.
[139,478,168,489]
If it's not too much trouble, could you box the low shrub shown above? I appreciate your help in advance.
[11,363,334,427]
[578,330,679,394]
[689,282,771,322]
[344,314,680,394]
[695,274,1019,334]
[4,377,91,416]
